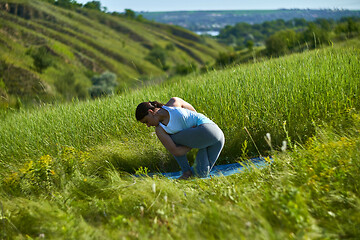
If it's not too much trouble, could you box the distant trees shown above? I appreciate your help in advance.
[41,0,105,12]
[54,0,82,9]
[301,22,331,48]
[335,17,360,38]
[217,16,360,57]
[218,17,360,55]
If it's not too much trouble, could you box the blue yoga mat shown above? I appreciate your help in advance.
[149,157,272,179]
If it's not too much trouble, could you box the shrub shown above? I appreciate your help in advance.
[301,23,331,48]
[145,45,168,70]
[26,46,53,73]
[246,40,254,51]
[335,18,360,38]
[165,43,175,51]
[89,71,118,98]
[265,30,298,57]
[215,52,237,67]
[83,1,101,11]
[54,70,88,101]
[174,62,197,75]
[2,146,90,196]
[124,9,136,18]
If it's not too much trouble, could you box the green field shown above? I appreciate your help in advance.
[0,39,359,239]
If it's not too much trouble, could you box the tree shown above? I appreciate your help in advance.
[124,9,136,18]
[55,0,81,9]
[246,40,254,51]
[265,34,287,57]
[265,30,297,57]
[26,46,53,73]
[83,1,101,11]
[301,23,330,48]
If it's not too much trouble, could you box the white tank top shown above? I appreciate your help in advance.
[159,106,214,134]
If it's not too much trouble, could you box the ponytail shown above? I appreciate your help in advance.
[135,101,164,121]
[149,101,164,109]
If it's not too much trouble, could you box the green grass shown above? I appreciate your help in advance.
[1,42,359,170]
[0,41,359,239]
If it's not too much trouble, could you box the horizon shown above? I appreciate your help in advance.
[75,0,360,12]
[134,8,360,13]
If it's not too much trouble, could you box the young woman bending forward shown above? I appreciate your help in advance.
[135,97,225,180]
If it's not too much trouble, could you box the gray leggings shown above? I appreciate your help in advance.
[170,123,225,177]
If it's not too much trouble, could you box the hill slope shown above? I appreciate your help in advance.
[0,0,227,104]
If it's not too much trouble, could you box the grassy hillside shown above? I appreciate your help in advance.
[1,39,359,170]
[0,40,359,239]
[0,0,227,106]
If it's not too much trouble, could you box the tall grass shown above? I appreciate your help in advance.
[1,114,359,239]
[0,42,359,239]
[0,44,359,172]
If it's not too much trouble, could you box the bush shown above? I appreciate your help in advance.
[26,46,53,73]
[246,40,254,51]
[174,62,197,75]
[124,9,136,18]
[335,18,360,38]
[89,71,118,98]
[83,1,101,11]
[165,43,175,51]
[265,30,298,57]
[215,52,237,67]
[145,45,168,70]
[301,23,331,48]
[2,146,90,196]
[54,70,88,101]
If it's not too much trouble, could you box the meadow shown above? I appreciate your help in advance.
[0,39,359,239]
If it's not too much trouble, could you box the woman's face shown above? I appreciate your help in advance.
[139,110,159,127]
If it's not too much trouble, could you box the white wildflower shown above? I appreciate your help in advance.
[281,141,287,152]
[152,183,156,193]
[266,133,271,142]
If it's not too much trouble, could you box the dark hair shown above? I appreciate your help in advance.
[135,101,164,121]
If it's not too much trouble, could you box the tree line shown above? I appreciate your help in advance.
[217,17,360,56]
[40,0,141,20]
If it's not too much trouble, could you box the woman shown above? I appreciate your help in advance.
[135,97,225,179]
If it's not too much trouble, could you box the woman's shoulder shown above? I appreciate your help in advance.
[165,97,197,112]
[165,97,184,107]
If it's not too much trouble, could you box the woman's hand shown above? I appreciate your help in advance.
[155,126,191,156]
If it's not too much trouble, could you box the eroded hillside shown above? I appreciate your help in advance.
[0,0,227,105]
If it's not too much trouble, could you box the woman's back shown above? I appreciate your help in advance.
[159,106,213,134]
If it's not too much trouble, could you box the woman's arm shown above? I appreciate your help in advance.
[155,126,191,156]
[165,97,196,112]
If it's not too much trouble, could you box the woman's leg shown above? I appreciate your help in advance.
[170,124,225,177]
[172,155,191,173]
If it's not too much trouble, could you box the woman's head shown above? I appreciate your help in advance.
[135,101,164,122]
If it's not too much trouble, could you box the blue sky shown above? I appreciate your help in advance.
[76,0,360,12]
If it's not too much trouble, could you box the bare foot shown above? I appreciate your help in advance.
[178,170,193,180]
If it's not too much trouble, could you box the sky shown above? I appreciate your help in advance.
[75,0,360,12]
